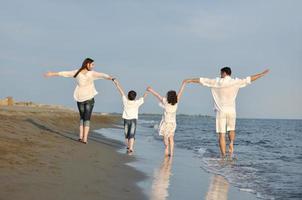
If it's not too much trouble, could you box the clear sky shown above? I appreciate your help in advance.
[1,0,301,119]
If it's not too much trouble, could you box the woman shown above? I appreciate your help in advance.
[44,58,115,144]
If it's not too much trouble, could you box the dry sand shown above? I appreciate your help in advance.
[0,106,146,200]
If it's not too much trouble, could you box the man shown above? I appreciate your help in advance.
[184,67,269,157]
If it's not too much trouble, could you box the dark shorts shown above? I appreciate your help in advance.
[124,119,137,139]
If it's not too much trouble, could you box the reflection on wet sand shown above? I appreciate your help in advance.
[150,157,173,200]
[205,175,229,200]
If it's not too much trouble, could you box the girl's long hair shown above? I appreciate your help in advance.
[73,58,94,78]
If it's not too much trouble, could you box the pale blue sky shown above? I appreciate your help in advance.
[1,0,301,119]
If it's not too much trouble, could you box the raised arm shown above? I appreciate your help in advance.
[147,86,163,102]
[142,91,149,99]
[177,81,186,100]
[113,79,126,97]
[251,69,269,82]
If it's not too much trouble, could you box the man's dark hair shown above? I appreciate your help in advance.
[128,90,137,101]
[220,67,232,76]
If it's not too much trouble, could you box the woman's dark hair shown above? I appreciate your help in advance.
[167,90,177,105]
[74,58,94,78]
[220,67,232,75]
[128,90,137,101]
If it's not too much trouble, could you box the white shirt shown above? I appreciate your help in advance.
[199,76,251,113]
[159,98,178,123]
[58,70,110,102]
[122,96,144,120]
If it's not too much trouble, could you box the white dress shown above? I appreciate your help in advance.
[158,98,178,137]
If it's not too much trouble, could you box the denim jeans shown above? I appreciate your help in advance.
[124,119,137,139]
[77,98,95,127]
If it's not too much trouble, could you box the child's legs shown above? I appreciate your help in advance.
[124,119,133,148]
[128,119,137,151]
[168,135,175,156]
[163,136,169,156]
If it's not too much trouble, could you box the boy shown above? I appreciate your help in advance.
[113,79,148,153]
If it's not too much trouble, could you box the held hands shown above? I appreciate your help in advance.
[262,69,270,75]
[112,78,118,84]
[146,86,153,92]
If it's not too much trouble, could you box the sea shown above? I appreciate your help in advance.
[97,114,302,200]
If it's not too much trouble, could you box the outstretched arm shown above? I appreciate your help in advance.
[183,78,200,84]
[177,81,186,100]
[251,69,269,82]
[147,86,163,102]
[113,79,126,97]
[92,71,114,81]
[44,70,76,78]
[44,72,60,77]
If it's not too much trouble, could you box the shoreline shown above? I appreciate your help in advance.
[0,106,147,200]
[97,126,257,200]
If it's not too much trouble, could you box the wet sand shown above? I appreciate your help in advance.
[98,127,257,200]
[0,106,146,200]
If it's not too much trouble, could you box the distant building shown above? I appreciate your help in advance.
[0,97,14,106]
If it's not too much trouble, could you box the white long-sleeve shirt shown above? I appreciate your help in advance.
[58,70,110,102]
[199,76,251,113]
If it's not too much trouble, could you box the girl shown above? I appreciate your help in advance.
[113,79,148,153]
[147,82,186,156]
[44,58,115,144]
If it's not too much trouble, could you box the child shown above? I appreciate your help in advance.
[113,79,148,153]
[147,82,186,157]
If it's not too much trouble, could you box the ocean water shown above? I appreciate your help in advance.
[134,115,302,200]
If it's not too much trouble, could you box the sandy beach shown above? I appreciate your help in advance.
[0,106,146,200]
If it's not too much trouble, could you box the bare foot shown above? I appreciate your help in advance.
[127,149,133,155]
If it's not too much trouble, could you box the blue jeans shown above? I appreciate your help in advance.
[124,119,137,139]
[77,98,95,127]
